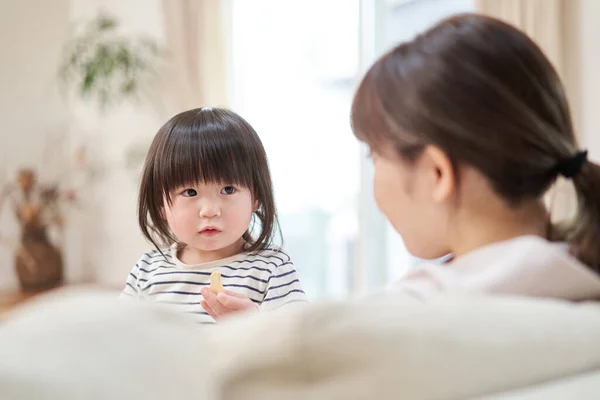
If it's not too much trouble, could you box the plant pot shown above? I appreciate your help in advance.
[15,225,63,293]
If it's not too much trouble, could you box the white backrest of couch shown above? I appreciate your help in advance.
[0,289,215,400]
[206,296,600,400]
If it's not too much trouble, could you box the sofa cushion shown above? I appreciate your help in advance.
[207,296,600,399]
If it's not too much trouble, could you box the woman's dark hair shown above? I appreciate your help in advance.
[351,13,600,271]
[138,107,280,253]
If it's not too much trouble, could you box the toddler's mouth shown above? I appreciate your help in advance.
[199,227,221,236]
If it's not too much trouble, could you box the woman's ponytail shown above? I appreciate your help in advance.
[565,155,600,272]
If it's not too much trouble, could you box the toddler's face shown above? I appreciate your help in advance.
[164,181,256,258]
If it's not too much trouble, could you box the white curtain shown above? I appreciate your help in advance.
[475,0,565,76]
[161,0,229,112]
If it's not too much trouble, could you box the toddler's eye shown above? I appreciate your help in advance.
[182,188,197,197]
[220,186,236,195]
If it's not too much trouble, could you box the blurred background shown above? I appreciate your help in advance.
[0,0,598,304]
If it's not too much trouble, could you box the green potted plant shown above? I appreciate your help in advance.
[59,12,162,111]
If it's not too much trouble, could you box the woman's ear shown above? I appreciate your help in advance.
[253,200,259,212]
[423,145,455,204]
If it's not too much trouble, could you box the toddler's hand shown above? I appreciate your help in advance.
[200,287,258,320]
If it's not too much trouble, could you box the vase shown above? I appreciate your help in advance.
[15,223,63,293]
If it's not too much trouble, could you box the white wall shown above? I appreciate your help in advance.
[0,0,165,291]
[0,0,70,290]
[68,0,165,289]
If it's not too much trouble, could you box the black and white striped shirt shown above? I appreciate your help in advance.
[121,245,307,324]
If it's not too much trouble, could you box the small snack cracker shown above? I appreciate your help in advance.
[209,271,225,294]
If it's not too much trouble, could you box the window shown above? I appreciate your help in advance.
[231,0,361,299]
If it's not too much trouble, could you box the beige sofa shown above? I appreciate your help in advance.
[207,296,600,399]
[0,290,599,399]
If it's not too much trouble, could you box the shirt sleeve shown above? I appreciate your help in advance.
[120,261,142,299]
[260,256,308,311]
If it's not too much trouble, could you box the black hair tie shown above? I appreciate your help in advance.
[555,150,588,179]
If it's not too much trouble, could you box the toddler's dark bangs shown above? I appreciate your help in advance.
[156,129,255,201]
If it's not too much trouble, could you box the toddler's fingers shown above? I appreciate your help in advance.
[201,287,226,316]
[223,289,247,298]
[217,292,256,311]
[200,300,218,320]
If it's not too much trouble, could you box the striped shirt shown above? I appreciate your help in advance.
[121,245,308,324]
